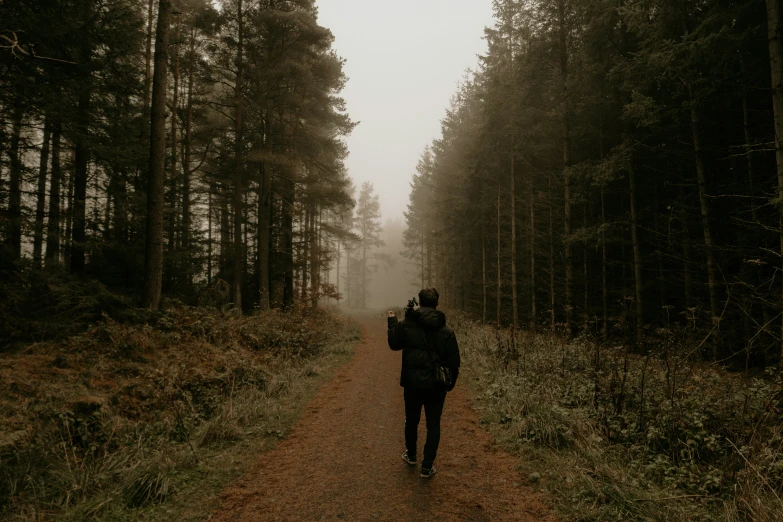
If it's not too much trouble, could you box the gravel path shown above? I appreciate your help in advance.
[212,317,555,522]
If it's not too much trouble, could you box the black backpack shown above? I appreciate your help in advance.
[420,329,453,389]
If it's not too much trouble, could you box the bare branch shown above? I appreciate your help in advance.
[0,30,77,65]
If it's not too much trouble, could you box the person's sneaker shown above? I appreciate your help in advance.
[420,466,437,479]
[401,451,416,465]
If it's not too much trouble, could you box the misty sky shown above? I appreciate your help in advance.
[317,0,494,222]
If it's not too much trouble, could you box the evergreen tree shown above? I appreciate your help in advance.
[0,0,356,337]
[403,0,779,365]
[354,182,384,309]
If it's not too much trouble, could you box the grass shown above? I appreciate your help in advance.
[0,305,360,521]
[452,313,783,522]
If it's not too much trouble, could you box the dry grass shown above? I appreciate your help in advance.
[0,305,359,521]
[452,313,783,522]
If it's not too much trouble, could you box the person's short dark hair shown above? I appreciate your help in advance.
[419,288,439,308]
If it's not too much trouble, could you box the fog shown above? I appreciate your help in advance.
[368,218,413,310]
[317,0,493,223]
[317,1,492,307]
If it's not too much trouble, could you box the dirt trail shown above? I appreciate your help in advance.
[212,317,555,522]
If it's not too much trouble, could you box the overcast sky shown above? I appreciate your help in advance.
[317,0,494,222]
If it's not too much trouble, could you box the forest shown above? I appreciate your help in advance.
[405,0,783,367]
[0,1,391,518]
[396,3,783,518]
[0,0,388,346]
[6,0,783,520]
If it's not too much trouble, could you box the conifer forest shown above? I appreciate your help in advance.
[405,0,783,367]
[7,0,783,520]
[0,0,391,341]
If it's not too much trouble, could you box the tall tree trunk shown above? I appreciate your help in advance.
[334,237,343,298]
[743,82,758,227]
[142,0,172,309]
[345,245,351,308]
[420,226,425,289]
[629,167,644,346]
[741,57,759,228]
[558,0,573,332]
[336,238,341,300]
[257,108,273,310]
[64,153,74,262]
[362,232,367,309]
[432,243,438,294]
[426,222,432,286]
[33,116,52,268]
[46,121,62,265]
[679,185,693,308]
[242,192,252,281]
[601,187,608,341]
[302,205,310,300]
[244,191,249,283]
[220,184,230,278]
[530,163,536,329]
[549,171,555,329]
[103,176,114,239]
[169,28,179,198]
[511,156,518,328]
[281,177,295,308]
[583,205,589,323]
[182,27,194,259]
[6,106,23,261]
[92,169,102,238]
[742,64,768,337]
[134,0,155,197]
[232,0,244,311]
[482,189,487,323]
[690,95,719,353]
[169,10,180,257]
[497,178,502,326]
[207,186,213,285]
[311,209,319,308]
[766,0,783,359]
[114,173,128,244]
[144,0,155,115]
[653,180,665,311]
[599,95,608,341]
[70,43,93,275]
[621,231,629,298]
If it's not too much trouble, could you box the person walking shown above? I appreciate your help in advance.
[387,287,460,478]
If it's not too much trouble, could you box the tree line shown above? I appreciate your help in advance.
[0,0,385,323]
[404,0,783,365]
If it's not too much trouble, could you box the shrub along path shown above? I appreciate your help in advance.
[212,316,554,522]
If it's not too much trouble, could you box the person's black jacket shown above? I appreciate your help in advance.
[388,307,460,390]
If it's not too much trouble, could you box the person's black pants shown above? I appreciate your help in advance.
[404,387,447,469]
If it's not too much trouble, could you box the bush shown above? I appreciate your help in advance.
[0,267,132,349]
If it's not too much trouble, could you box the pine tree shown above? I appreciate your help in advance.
[354,182,384,309]
[143,0,173,309]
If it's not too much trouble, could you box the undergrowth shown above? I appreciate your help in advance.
[453,313,783,521]
[0,268,135,348]
[0,305,359,521]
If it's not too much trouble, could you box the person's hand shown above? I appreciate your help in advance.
[387,311,396,318]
